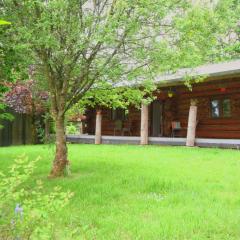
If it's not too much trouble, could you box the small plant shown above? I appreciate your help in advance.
[0,103,14,129]
[35,119,45,143]
[0,155,74,239]
[66,123,78,135]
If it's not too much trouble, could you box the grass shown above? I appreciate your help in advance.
[1,144,240,239]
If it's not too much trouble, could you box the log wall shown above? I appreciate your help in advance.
[171,77,240,139]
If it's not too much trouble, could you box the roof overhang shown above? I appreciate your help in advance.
[154,59,240,87]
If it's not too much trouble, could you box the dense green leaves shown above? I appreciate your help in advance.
[209,0,240,60]
[1,0,231,115]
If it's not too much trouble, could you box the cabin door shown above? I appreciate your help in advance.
[151,100,163,137]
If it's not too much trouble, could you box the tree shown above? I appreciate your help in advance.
[1,0,231,177]
[204,0,240,60]
[4,79,49,142]
[0,16,31,128]
[0,19,11,126]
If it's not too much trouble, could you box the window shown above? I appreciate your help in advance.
[211,100,220,118]
[222,99,231,117]
[111,108,127,121]
[210,98,231,118]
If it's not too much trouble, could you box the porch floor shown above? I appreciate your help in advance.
[67,135,240,149]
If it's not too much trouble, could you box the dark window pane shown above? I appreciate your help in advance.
[211,100,220,118]
[223,99,231,117]
[112,108,125,121]
[112,109,117,120]
[116,109,124,120]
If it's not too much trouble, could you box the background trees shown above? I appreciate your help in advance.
[0,16,31,128]
[1,0,238,177]
[211,0,240,60]
[4,79,49,142]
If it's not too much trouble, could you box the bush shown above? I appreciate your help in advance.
[66,123,78,135]
[0,155,74,239]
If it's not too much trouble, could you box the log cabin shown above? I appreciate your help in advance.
[68,59,240,148]
[3,60,240,147]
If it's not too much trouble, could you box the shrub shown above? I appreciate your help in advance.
[0,155,74,239]
[66,123,78,135]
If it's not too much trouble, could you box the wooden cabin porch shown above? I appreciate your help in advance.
[78,76,240,146]
[68,60,240,148]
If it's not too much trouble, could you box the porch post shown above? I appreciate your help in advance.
[95,109,102,145]
[140,102,149,145]
[186,99,198,147]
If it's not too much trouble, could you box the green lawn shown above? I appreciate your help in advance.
[1,144,240,239]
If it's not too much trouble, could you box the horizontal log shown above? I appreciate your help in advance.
[196,131,240,139]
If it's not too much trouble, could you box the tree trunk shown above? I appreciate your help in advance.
[31,114,38,144]
[49,115,69,177]
[44,114,51,143]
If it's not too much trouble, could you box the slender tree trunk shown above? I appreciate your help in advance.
[49,115,69,177]
[31,103,38,144]
[44,114,50,143]
[31,114,38,144]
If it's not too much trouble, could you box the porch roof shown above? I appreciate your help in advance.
[154,59,240,86]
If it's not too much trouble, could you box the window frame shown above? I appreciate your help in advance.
[209,97,231,119]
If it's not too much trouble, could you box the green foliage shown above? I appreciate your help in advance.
[1,0,229,115]
[183,74,207,91]
[0,18,31,83]
[35,119,45,143]
[77,80,157,111]
[0,16,32,131]
[66,123,78,135]
[210,0,240,60]
[0,155,74,239]
[0,20,11,25]
[0,103,14,129]
[174,6,219,67]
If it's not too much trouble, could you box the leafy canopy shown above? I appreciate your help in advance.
[1,0,226,117]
